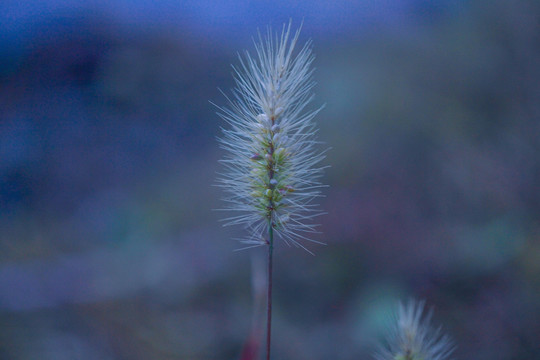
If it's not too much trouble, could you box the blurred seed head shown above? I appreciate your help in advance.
[375,300,454,360]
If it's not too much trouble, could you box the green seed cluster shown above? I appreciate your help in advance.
[249,112,293,222]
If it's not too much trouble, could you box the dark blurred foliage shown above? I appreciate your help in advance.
[1,0,539,359]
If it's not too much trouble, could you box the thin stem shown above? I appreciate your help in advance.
[266,219,274,360]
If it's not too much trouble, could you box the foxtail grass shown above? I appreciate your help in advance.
[375,300,454,360]
[215,22,326,359]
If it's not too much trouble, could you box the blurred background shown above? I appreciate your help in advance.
[1,0,539,359]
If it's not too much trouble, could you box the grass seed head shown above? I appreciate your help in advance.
[216,22,327,252]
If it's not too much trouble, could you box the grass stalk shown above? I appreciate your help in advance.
[266,219,274,360]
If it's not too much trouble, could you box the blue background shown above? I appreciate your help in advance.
[1,0,539,359]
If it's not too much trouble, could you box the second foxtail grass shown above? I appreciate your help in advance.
[216,22,327,359]
[375,300,455,360]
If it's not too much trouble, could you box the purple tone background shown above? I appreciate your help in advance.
[1,0,539,359]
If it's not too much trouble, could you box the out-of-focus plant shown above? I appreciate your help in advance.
[375,300,454,360]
